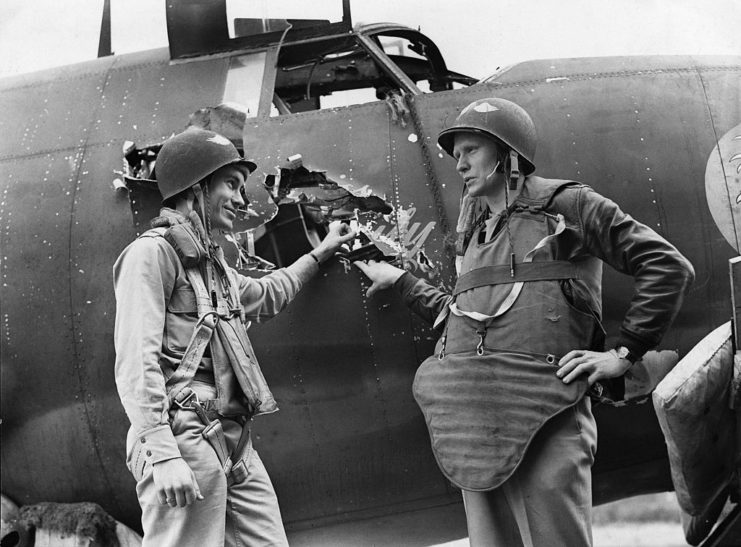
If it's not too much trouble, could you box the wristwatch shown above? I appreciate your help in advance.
[614,345,639,365]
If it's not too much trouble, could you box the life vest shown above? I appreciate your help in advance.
[143,215,277,418]
[413,177,601,491]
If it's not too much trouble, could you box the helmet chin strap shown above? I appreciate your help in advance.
[190,182,212,246]
[483,150,520,190]
[484,161,501,182]
[507,150,520,190]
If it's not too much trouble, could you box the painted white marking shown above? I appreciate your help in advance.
[207,134,231,146]
[473,102,500,113]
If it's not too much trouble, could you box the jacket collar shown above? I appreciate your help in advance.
[151,207,190,228]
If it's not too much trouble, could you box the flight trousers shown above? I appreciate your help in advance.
[135,382,288,547]
[462,397,598,547]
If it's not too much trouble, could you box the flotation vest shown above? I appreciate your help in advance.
[413,177,601,491]
[143,217,277,418]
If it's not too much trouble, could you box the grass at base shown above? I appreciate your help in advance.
[593,492,682,525]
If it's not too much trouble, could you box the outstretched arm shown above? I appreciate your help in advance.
[236,221,356,321]
[354,260,452,327]
[353,260,405,297]
[312,221,356,263]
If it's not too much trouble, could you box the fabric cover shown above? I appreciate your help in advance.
[652,322,736,515]
[413,349,586,491]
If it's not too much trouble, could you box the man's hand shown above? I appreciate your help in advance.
[312,221,356,263]
[557,349,632,385]
[353,260,405,297]
[152,457,203,508]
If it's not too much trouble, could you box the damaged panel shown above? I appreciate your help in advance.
[242,99,451,279]
[239,99,458,521]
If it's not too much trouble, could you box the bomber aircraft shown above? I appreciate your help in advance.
[1,0,740,545]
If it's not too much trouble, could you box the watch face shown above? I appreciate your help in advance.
[615,346,636,363]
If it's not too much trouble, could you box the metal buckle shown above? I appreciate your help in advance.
[196,311,219,329]
[174,388,200,410]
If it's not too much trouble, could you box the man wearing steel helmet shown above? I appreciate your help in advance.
[355,98,693,546]
[113,127,354,546]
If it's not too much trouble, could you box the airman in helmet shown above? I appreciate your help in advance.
[113,127,354,546]
[355,98,694,546]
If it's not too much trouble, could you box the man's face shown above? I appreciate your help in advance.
[452,132,501,198]
[207,164,247,231]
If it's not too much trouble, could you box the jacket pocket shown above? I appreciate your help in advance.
[164,288,198,353]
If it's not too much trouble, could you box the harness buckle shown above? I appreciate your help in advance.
[197,310,219,329]
[174,388,200,410]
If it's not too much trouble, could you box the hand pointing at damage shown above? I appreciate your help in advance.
[353,260,405,297]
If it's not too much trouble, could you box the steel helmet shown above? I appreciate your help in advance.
[438,98,536,174]
[155,127,257,201]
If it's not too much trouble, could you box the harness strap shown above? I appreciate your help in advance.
[174,389,253,486]
[166,312,218,406]
[454,261,579,295]
[438,213,570,356]
[185,259,277,416]
[447,213,568,325]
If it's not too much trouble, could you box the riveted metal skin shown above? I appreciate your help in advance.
[156,127,257,200]
[0,13,740,539]
[437,97,537,175]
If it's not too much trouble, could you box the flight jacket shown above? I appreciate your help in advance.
[113,208,319,466]
[395,176,695,358]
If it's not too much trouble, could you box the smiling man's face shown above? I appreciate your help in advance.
[207,164,247,231]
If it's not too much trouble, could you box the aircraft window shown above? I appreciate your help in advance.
[223,53,267,117]
[378,36,433,93]
[319,88,382,109]
[271,36,395,115]
[378,36,426,62]
[269,29,475,116]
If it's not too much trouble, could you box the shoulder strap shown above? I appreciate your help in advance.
[454,261,580,295]
[147,224,223,403]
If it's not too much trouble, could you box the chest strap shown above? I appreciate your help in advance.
[166,312,218,406]
[454,261,580,296]
[435,213,569,333]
